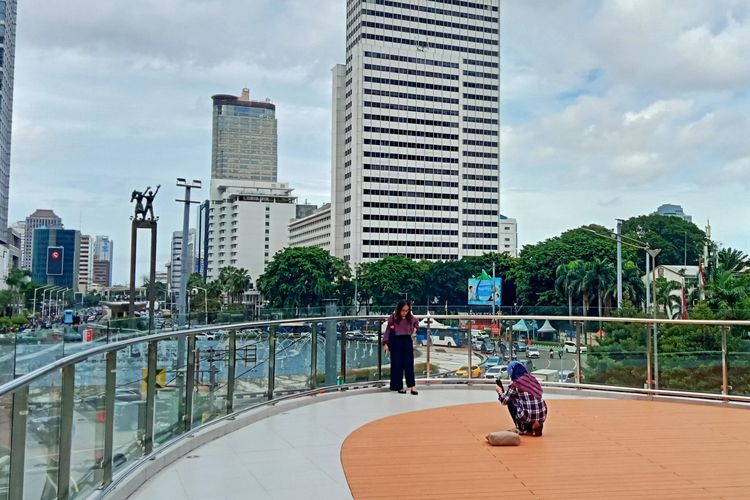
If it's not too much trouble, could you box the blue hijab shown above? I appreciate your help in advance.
[507,360,528,381]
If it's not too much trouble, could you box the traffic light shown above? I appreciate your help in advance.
[47,246,64,276]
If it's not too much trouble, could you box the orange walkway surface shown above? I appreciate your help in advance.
[341,399,750,499]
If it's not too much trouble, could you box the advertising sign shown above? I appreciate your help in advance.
[47,246,64,276]
[468,273,502,306]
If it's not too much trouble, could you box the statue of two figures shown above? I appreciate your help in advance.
[131,185,160,220]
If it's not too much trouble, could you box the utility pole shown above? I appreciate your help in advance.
[176,178,202,327]
[647,248,661,389]
[491,260,496,316]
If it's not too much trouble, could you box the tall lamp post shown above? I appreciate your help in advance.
[191,287,208,325]
[176,178,202,327]
[647,248,662,389]
[32,285,54,322]
[43,287,62,323]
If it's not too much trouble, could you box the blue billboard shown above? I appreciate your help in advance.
[468,272,501,306]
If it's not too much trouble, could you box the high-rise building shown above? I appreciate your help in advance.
[170,229,196,298]
[653,204,692,223]
[331,0,500,266]
[92,235,113,287]
[23,209,63,270]
[289,203,332,253]
[207,180,295,284]
[499,215,518,258]
[78,234,94,293]
[0,1,18,234]
[211,88,278,182]
[30,228,80,291]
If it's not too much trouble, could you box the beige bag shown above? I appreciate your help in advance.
[485,431,521,446]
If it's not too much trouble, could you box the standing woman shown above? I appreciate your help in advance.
[383,300,419,395]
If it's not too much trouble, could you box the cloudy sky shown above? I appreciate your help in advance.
[10,0,750,283]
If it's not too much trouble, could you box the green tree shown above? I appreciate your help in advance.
[706,270,747,311]
[359,255,424,308]
[582,258,616,318]
[655,277,682,318]
[257,248,351,309]
[717,247,749,274]
[555,260,584,317]
[217,267,252,305]
[621,214,705,267]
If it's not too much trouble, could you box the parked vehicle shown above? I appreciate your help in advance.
[455,365,481,377]
[485,365,508,379]
[484,355,501,368]
[531,369,558,382]
[481,338,495,354]
[514,341,527,352]
[558,370,576,383]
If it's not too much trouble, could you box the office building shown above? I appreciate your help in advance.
[78,234,93,293]
[0,224,21,289]
[499,215,518,257]
[207,179,296,284]
[92,235,113,287]
[0,1,17,234]
[289,203,332,253]
[30,228,81,291]
[211,88,278,182]
[170,229,196,297]
[23,209,63,270]
[331,0,501,266]
[653,204,692,223]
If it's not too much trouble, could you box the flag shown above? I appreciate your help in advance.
[698,259,706,289]
[681,283,688,319]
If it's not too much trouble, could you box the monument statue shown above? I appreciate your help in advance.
[130,184,160,220]
[130,187,147,220]
[143,184,161,220]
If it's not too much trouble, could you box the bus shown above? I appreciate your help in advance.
[63,309,75,325]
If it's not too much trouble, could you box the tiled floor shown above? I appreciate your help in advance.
[342,399,750,499]
[130,387,573,499]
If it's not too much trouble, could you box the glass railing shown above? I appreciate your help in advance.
[0,314,749,499]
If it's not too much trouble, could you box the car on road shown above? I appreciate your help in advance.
[481,338,495,354]
[195,332,217,341]
[564,341,587,354]
[526,347,540,359]
[558,370,576,383]
[484,355,501,368]
[485,365,508,379]
[514,341,527,352]
[455,365,481,378]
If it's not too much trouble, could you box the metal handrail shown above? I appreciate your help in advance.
[1,313,748,500]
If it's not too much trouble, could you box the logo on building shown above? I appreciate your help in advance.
[47,246,64,276]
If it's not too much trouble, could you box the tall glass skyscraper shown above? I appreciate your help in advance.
[211,88,278,182]
[331,0,501,266]
[0,0,17,233]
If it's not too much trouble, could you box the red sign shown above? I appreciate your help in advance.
[83,328,94,343]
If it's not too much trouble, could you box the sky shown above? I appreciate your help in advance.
[9,0,750,284]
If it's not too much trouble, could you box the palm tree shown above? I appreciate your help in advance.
[718,248,749,274]
[706,270,747,310]
[655,277,681,317]
[582,258,616,318]
[555,261,583,317]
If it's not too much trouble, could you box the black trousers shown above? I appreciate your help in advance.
[389,335,415,391]
[507,402,533,433]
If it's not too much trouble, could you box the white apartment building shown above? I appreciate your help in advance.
[170,229,196,295]
[78,234,94,293]
[331,0,501,266]
[289,203,332,252]
[499,215,517,257]
[207,179,296,284]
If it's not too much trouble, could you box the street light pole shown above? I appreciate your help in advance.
[176,178,202,328]
[647,248,662,389]
[616,219,623,310]
[192,287,208,325]
[33,285,54,322]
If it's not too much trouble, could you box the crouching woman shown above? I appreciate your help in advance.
[495,361,547,436]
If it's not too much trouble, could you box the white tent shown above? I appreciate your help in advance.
[538,320,556,333]
[419,317,449,329]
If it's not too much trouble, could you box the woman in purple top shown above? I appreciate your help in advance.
[383,300,419,395]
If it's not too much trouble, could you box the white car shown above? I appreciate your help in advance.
[564,341,587,354]
[527,347,540,359]
[195,332,217,341]
[485,365,508,379]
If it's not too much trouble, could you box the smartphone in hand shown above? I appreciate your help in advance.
[496,378,504,390]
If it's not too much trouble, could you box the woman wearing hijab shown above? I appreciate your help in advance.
[495,360,547,436]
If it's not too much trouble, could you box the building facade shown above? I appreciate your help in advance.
[22,209,63,270]
[211,89,278,182]
[0,1,17,234]
[653,204,692,223]
[207,179,296,284]
[92,235,113,287]
[78,234,93,293]
[289,203,332,252]
[331,0,501,266]
[499,215,517,257]
[170,229,196,297]
[30,228,81,291]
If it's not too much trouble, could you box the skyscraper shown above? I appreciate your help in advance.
[31,228,80,291]
[0,1,17,234]
[211,88,278,182]
[23,209,63,270]
[92,235,114,287]
[170,229,195,299]
[78,234,93,293]
[331,0,501,266]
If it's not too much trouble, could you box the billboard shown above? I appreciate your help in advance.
[468,276,501,306]
[47,246,64,276]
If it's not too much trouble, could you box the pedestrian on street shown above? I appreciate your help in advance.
[383,300,419,395]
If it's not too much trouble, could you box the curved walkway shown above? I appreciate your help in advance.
[342,399,750,499]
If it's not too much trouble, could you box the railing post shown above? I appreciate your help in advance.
[310,323,318,389]
[226,329,236,414]
[9,385,29,499]
[184,335,196,431]
[377,320,383,381]
[144,341,157,454]
[646,324,653,390]
[340,320,347,384]
[653,321,660,391]
[467,322,473,380]
[102,351,116,487]
[267,325,277,399]
[721,326,729,398]
[58,364,75,500]
[426,318,431,378]
[575,321,582,385]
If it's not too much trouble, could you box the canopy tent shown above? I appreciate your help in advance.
[538,320,556,333]
[419,317,449,329]
[512,319,529,332]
